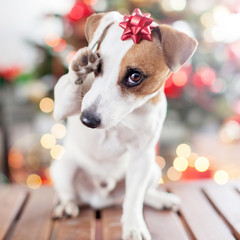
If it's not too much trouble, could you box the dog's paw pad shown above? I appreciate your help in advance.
[52,201,79,219]
[70,47,101,75]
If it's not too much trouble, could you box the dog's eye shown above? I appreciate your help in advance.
[125,71,144,87]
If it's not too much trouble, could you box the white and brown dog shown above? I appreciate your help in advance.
[50,10,197,240]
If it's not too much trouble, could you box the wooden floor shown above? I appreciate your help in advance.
[1,181,240,240]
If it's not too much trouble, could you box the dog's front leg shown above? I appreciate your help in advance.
[122,149,155,240]
[54,47,101,121]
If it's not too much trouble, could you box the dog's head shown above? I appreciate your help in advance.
[81,11,198,129]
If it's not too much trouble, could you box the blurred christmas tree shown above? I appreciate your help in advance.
[1,0,240,186]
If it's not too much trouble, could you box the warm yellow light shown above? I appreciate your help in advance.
[176,143,191,158]
[26,174,42,189]
[213,170,229,185]
[200,12,215,28]
[187,152,199,167]
[50,145,65,159]
[40,134,56,149]
[173,157,188,172]
[212,5,230,25]
[39,97,54,113]
[167,167,182,181]
[162,0,186,11]
[158,178,164,184]
[155,156,166,169]
[51,123,67,139]
[195,157,209,172]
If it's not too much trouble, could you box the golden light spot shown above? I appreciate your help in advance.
[26,174,42,189]
[176,143,191,158]
[213,170,229,185]
[158,178,164,184]
[53,39,67,52]
[167,167,182,181]
[195,157,209,172]
[173,157,188,172]
[39,97,54,113]
[187,152,199,167]
[40,134,56,149]
[172,70,188,87]
[51,123,67,139]
[8,148,24,169]
[50,145,65,159]
[155,156,166,169]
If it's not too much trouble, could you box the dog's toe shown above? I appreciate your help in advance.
[52,201,79,219]
[123,229,151,240]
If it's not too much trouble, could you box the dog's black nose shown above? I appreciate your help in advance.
[80,110,101,128]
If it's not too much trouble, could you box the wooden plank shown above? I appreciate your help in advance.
[101,207,122,240]
[0,185,28,240]
[51,207,95,240]
[101,206,189,240]
[144,207,189,240]
[168,184,235,240]
[10,186,55,240]
[204,184,240,239]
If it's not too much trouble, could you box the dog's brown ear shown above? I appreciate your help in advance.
[85,13,106,43]
[153,25,198,72]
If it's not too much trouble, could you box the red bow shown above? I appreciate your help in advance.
[119,8,155,44]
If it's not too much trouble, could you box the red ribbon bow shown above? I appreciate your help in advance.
[119,8,155,44]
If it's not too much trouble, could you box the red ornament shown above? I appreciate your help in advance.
[119,8,155,44]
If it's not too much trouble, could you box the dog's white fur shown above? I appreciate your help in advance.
[50,11,197,240]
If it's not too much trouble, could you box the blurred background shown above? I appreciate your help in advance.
[0,0,240,189]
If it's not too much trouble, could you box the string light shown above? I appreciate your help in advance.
[173,157,188,172]
[176,143,191,158]
[26,174,42,189]
[172,70,188,87]
[167,167,182,181]
[195,157,209,172]
[155,156,166,169]
[51,123,67,139]
[39,97,54,113]
[40,134,56,149]
[213,170,229,185]
[50,145,65,159]
[187,152,199,167]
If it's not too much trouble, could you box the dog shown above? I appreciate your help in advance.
[50,10,198,240]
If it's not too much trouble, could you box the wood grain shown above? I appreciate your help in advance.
[168,183,235,240]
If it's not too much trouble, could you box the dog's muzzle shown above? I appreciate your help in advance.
[80,110,101,128]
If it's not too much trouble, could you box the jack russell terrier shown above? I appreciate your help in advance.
[50,9,198,240]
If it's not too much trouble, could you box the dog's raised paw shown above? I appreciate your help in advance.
[70,47,101,84]
[52,201,79,219]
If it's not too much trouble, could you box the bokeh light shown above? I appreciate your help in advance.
[8,148,24,169]
[39,97,54,113]
[176,143,191,158]
[51,123,67,139]
[26,174,42,189]
[195,157,209,172]
[173,157,188,172]
[53,39,67,52]
[45,34,61,47]
[172,70,188,87]
[155,156,166,169]
[167,167,182,181]
[50,145,65,159]
[213,170,229,185]
[40,134,56,149]
[66,51,76,64]
[187,152,199,167]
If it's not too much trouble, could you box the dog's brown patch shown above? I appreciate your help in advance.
[117,31,170,99]
[85,13,107,43]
